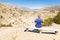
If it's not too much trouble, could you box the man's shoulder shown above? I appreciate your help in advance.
[35,18,43,20]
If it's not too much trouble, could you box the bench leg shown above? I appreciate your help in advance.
[54,31,58,34]
[24,28,28,32]
[37,30,41,33]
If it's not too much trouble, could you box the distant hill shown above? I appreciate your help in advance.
[37,5,60,13]
[44,6,60,11]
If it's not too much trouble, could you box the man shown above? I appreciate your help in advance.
[24,16,43,33]
[35,16,43,33]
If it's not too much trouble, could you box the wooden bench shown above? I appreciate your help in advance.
[24,26,58,34]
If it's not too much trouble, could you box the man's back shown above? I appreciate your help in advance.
[35,18,43,28]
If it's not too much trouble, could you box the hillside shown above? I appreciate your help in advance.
[0,3,37,27]
[0,3,59,27]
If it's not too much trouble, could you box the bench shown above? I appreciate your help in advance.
[24,26,58,34]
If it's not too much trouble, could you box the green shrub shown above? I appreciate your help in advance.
[53,12,60,24]
[43,18,53,26]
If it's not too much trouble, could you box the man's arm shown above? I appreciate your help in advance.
[35,19,37,23]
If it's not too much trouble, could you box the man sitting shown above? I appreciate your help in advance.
[34,16,43,33]
[24,15,43,33]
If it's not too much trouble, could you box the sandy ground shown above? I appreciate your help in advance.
[0,24,60,40]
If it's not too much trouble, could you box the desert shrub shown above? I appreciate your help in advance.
[2,8,7,13]
[50,10,55,13]
[0,23,12,27]
[53,12,60,24]
[43,18,53,26]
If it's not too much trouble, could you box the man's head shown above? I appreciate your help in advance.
[38,15,40,18]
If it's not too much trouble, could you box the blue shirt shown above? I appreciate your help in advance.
[35,18,43,28]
